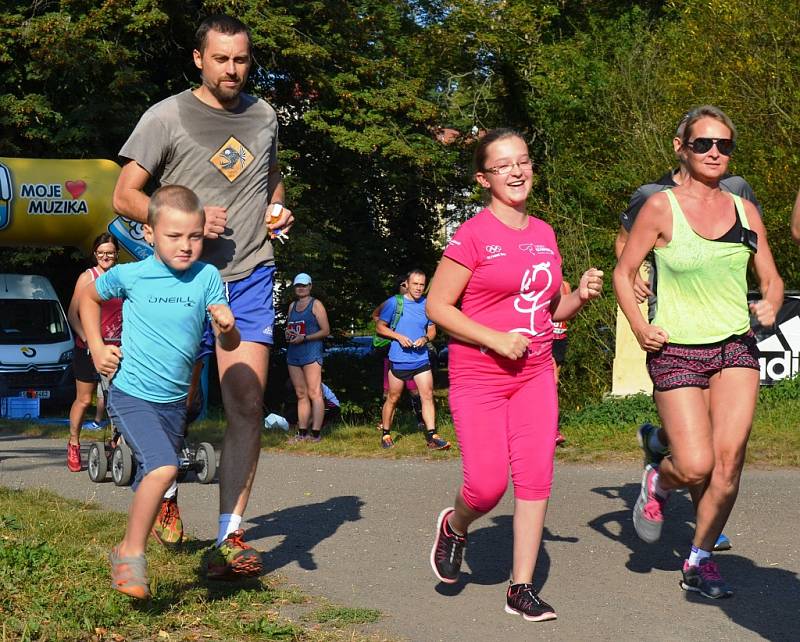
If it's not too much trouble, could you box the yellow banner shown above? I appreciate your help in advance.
[0,158,152,261]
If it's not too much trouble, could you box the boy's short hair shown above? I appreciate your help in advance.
[147,185,205,227]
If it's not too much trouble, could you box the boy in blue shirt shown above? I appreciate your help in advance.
[376,268,449,450]
[81,185,240,599]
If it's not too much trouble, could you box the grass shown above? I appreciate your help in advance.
[0,486,390,642]
[3,378,800,467]
[311,606,382,625]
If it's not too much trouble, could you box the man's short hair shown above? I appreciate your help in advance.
[147,185,204,227]
[405,268,426,282]
[195,14,252,54]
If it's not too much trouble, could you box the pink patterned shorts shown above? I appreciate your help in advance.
[646,332,759,392]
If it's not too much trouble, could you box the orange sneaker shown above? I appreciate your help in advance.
[151,497,184,548]
[206,529,263,580]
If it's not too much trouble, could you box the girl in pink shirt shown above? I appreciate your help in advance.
[426,128,603,621]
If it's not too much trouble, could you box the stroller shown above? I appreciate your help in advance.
[87,370,216,486]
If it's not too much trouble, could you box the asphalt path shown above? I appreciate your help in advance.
[1,434,799,641]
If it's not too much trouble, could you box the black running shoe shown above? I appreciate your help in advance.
[429,507,466,584]
[680,558,734,599]
[505,582,557,622]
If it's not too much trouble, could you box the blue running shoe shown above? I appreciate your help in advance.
[637,423,668,466]
[713,533,732,551]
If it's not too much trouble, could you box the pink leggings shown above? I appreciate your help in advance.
[449,361,557,513]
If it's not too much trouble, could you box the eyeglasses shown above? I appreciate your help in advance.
[687,138,735,156]
[483,159,533,175]
[95,251,118,258]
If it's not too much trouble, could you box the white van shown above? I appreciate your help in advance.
[0,274,75,406]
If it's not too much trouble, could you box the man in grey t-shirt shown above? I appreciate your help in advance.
[112,14,294,579]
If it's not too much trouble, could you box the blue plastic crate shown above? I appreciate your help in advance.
[1,397,40,419]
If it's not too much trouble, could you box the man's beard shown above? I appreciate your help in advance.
[208,77,245,105]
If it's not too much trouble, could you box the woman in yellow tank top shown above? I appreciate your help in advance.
[613,106,783,599]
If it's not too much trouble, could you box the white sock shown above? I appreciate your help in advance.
[688,545,711,567]
[216,513,242,546]
[163,481,178,499]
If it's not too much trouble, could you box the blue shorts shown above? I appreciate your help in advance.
[107,385,186,491]
[198,264,275,359]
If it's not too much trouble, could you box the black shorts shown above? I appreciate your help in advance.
[389,363,432,381]
[552,339,568,366]
[72,347,99,383]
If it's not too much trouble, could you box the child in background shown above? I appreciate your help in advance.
[82,185,240,599]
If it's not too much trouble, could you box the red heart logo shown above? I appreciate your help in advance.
[65,180,86,199]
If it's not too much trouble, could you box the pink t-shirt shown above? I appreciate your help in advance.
[443,208,562,377]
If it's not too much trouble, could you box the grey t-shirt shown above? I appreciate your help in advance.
[119,89,279,281]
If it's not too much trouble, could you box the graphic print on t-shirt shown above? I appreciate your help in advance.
[509,262,553,336]
[509,242,556,337]
[210,136,254,182]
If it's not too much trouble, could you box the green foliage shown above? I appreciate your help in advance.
[758,374,800,404]
[5,0,800,403]
[561,393,657,428]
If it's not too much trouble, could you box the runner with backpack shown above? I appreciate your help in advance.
[375,269,450,450]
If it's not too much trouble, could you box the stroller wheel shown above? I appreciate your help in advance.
[87,442,107,482]
[195,442,217,484]
[112,441,134,486]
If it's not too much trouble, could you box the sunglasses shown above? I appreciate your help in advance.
[687,137,735,156]
[95,251,118,258]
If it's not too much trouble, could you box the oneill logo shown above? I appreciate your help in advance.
[148,295,196,307]
[20,346,36,358]
[756,313,800,382]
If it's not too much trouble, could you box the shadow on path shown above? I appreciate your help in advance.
[246,495,365,574]
[436,514,578,596]
[589,482,694,573]
[589,482,800,641]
